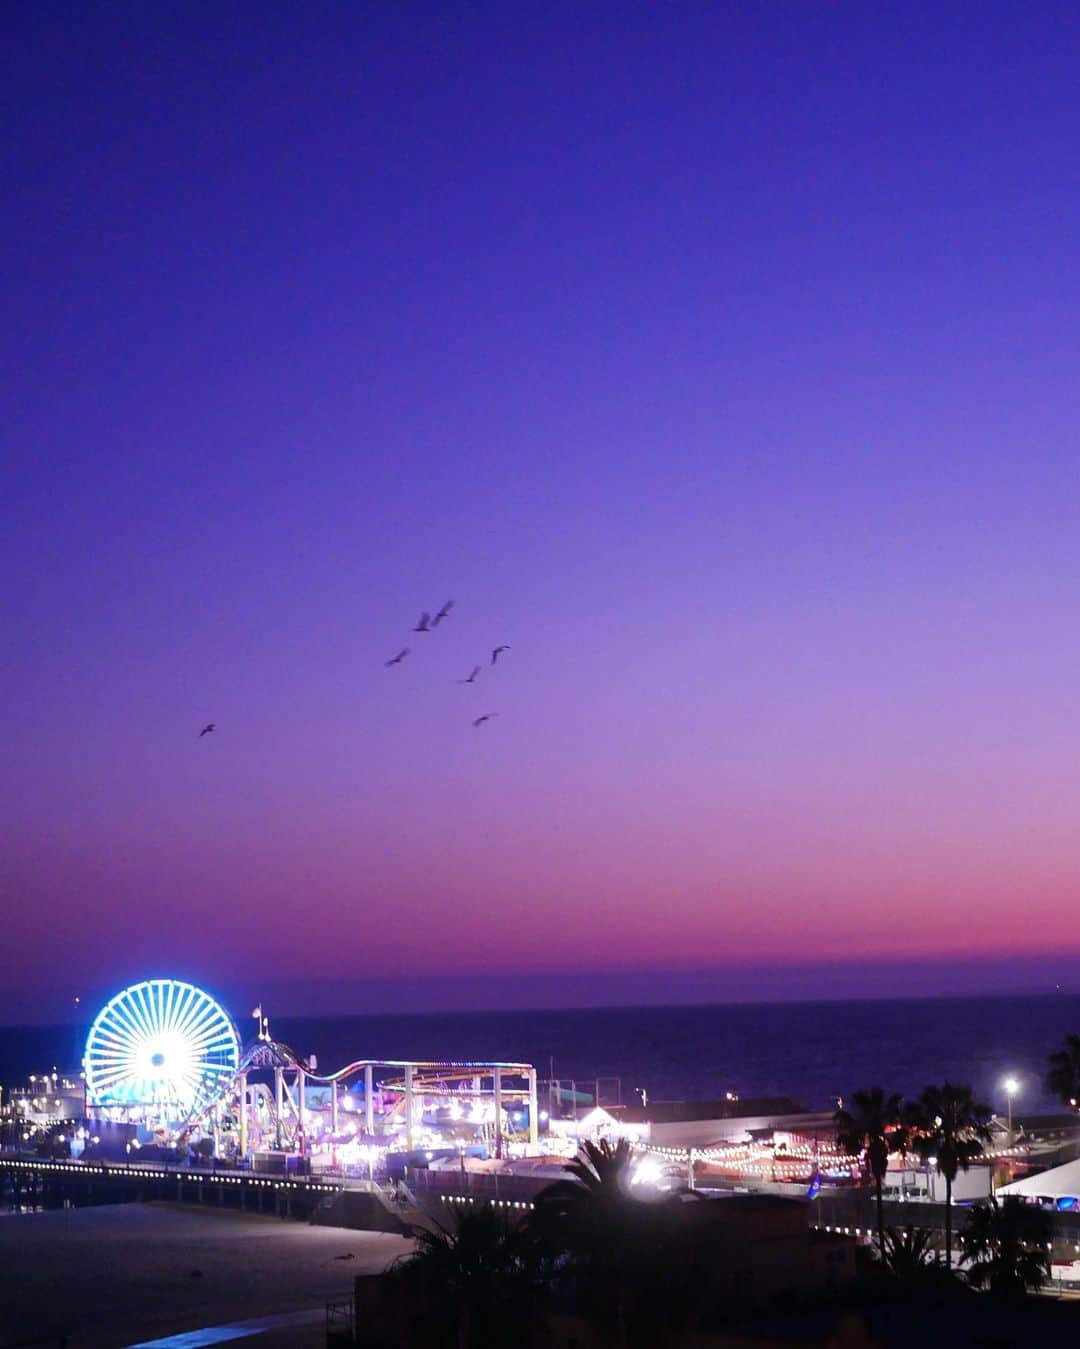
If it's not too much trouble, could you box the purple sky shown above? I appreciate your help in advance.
[4,4,1080,1023]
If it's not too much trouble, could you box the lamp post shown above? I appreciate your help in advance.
[1003,1077,1019,1143]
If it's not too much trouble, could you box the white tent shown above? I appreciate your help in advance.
[997,1158,1080,1204]
[547,1106,648,1143]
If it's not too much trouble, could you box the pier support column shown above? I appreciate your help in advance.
[297,1068,306,1151]
[493,1067,503,1160]
[274,1068,284,1149]
[364,1065,374,1135]
[238,1073,248,1159]
[405,1064,415,1151]
[527,1068,539,1150]
[331,1080,339,1141]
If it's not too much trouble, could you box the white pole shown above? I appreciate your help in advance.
[493,1067,504,1159]
[527,1068,539,1150]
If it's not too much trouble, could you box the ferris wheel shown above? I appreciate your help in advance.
[84,979,240,1121]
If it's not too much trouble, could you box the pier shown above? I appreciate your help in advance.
[0,1153,346,1222]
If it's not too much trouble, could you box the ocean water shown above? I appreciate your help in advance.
[2,993,1078,1118]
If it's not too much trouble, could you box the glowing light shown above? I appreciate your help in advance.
[631,1156,665,1188]
[83,979,240,1120]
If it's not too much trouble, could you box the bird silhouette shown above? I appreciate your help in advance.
[413,612,432,632]
[458,666,481,684]
[472,713,498,728]
[432,600,455,626]
[385,648,410,667]
[199,724,215,737]
[491,645,510,665]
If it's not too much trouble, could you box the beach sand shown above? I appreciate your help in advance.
[0,1201,412,1349]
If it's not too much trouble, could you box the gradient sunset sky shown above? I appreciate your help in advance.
[4,3,1080,1022]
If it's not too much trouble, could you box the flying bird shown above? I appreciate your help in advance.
[472,713,498,728]
[491,645,510,665]
[199,723,215,737]
[385,648,410,667]
[458,666,481,684]
[432,600,455,626]
[413,612,432,632]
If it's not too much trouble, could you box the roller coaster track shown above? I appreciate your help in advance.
[181,1039,535,1136]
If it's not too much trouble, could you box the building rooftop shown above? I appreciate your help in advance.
[615,1096,811,1125]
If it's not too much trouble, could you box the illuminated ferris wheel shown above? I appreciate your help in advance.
[83,979,240,1121]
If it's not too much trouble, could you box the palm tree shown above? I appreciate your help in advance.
[1047,1034,1080,1110]
[529,1137,640,1259]
[834,1087,907,1254]
[908,1083,993,1272]
[961,1196,1052,1296]
[398,1200,537,1348]
[529,1138,679,1347]
[879,1225,938,1287]
[558,1135,636,1196]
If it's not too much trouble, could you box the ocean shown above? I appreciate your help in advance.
[2,993,1077,1119]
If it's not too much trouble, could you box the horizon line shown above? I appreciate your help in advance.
[2,978,1077,1032]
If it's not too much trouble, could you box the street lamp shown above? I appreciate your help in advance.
[1003,1077,1019,1141]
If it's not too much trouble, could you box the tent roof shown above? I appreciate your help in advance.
[998,1158,1080,1199]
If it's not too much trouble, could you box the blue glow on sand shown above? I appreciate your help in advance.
[126,1331,253,1348]
[123,1308,322,1347]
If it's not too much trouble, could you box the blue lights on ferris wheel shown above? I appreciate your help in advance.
[83,979,240,1118]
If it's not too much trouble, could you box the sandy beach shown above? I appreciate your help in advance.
[0,1202,412,1349]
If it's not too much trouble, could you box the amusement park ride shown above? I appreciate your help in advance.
[80,979,540,1164]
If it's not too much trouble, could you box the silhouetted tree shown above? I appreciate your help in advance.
[879,1225,938,1287]
[835,1087,907,1254]
[961,1196,1052,1296]
[397,1200,539,1348]
[1047,1034,1080,1111]
[529,1138,684,1347]
[908,1083,993,1272]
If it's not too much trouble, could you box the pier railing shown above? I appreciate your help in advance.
[0,1151,343,1220]
[8,1149,1080,1259]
